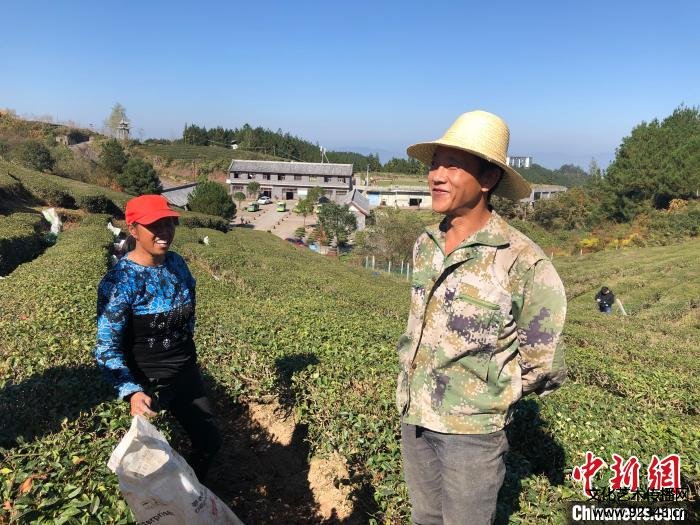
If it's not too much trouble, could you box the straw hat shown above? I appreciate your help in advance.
[407,110,531,200]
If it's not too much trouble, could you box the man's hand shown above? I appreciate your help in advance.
[129,391,157,417]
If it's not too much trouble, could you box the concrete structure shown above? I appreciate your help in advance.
[227,159,353,202]
[356,185,432,209]
[507,156,532,169]
[521,184,567,203]
[160,182,198,208]
[342,188,371,230]
[116,119,130,141]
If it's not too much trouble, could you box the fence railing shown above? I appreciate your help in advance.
[363,255,412,280]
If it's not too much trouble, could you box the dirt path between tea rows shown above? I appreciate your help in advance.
[200,393,361,524]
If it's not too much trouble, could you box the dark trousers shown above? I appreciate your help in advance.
[401,423,509,525]
[148,364,222,481]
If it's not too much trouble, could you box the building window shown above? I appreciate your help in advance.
[310,176,318,182]
[336,190,347,196]
[338,177,345,183]
[324,176,331,183]
[233,173,239,179]
[246,173,254,179]
[263,174,270,180]
[279,174,286,181]
[294,175,302,181]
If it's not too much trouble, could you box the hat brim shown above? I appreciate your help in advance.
[407,140,531,201]
[132,209,180,226]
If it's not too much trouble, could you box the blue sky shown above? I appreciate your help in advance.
[1,1,698,168]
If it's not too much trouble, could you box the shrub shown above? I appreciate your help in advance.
[52,155,94,183]
[178,212,228,232]
[117,158,162,196]
[15,140,54,172]
[531,188,594,230]
[187,180,236,219]
[76,194,113,213]
[37,185,75,208]
[99,139,128,174]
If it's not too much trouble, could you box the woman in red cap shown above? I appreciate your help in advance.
[93,194,221,480]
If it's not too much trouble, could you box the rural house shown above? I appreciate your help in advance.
[227,159,353,202]
[342,188,371,230]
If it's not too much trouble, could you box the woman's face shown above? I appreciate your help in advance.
[128,217,176,258]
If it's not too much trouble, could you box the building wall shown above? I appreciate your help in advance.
[228,172,352,202]
[520,186,568,203]
[507,156,532,168]
[350,208,367,230]
[365,190,432,209]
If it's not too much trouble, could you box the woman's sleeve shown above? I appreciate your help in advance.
[93,272,142,399]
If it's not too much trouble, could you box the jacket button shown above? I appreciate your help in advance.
[411,363,417,370]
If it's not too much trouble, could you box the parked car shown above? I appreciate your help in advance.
[285,237,305,246]
[276,201,287,212]
[247,202,260,212]
[257,196,272,205]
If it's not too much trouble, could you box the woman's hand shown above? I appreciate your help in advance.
[129,391,157,417]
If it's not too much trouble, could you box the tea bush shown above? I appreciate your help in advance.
[0,213,47,275]
[1,215,697,523]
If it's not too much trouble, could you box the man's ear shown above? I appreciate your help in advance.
[479,167,502,193]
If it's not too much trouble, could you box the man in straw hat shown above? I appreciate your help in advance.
[396,110,567,524]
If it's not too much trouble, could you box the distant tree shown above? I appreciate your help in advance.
[601,105,700,220]
[587,158,602,179]
[187,180,236,219]
[183,123,209,146]
[294,226,307,240]
[118,158,162,195]
[246,181,260,197]
[491,195,528,220]
[531,188,594,230]
[306,186,325,203]
[295,198,314,226]
[367,153,381,172]
[317,202,357,246]
[16,140,54,172]
[100,139,128,174]
[233,191,246,208]
[354,207,433,262]
[66,129,90,144]
[104,103,127,137]
[383,157,427,175]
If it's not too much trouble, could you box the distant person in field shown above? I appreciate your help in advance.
[396,110,568,525]
[93,194,221,481]
[595,286,615,314]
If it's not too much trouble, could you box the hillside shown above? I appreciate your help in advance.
[1,169,697,523]
[519,163,590,187]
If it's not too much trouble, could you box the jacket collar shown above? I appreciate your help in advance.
[424,211,510,264]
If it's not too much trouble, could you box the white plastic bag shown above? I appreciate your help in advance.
[41,207,62,235]
[108,416,244,525]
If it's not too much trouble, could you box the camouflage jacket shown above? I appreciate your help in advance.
[396,211,567,434]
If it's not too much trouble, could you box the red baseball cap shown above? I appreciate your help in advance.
[125,194,180,225]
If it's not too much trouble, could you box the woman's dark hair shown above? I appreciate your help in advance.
[125,235,136,252]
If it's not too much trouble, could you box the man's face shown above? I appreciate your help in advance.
[128,217,176,258]
[428,146,492,216]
